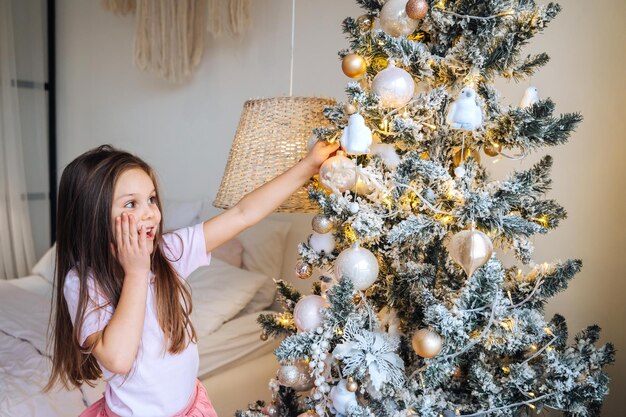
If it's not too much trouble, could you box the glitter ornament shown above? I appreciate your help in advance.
[380,0,420,37]
[319,151,357,193]
[295,260,313,279]
[405,0,428,20]
[342,53,367,79]
[293,295,327,332]
[278,364,302,387]
[412,328,443,358]
[356,14,374,32]
[335,243,379,290]
[447,228,494,277]
[372,62,415,108]
[312,214,333,234]
[291,360,315,391]
[309,231,336,254]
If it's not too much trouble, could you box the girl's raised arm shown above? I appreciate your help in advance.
[201,140,339,254]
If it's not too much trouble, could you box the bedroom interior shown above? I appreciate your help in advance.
[1,0,625,416]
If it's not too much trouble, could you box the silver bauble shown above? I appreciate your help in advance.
[278,364,302,387]
[379,0,420,37]
[447,229,493,277]
[309,231,336,254]
[372,63,415,108]
[266,405,278,417]
[335,243,379,290]
[295,260,313,280]
[312,214,333,234]
[412,328,443,358]
[319,151,357,193]
[293,295,327,332]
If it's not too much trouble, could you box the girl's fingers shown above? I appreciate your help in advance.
[115,215,122,247]
[122,213,131,248]
[138,224,146,250]
[128,214,138,244]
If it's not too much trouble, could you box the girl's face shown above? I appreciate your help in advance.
[111,168,162,252]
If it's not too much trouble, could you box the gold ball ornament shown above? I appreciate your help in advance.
[453,148,481,167]
[447,228,494,277]
[346,377,358,392]
[356,14,374,32]
[342,53,367,79]
[312,214,333,234]
[412,328,443,358]
[483,143,501,157]
[405,0,429,20]
[343,103,358,115]
[260,332,269,341]
[295,260,313,280]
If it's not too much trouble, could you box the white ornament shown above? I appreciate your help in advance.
[520,86,540,108]
[277,364,302,387]
[349,202,360,214]
[293,295,327,332]
[371,142,401,169]
[335,243,379,290]
[454,165,466,178]
[309,231,336,254]
[446,87,483,130]
[329,379,358,415]
[372,62,415,108]
[341,113,373,155]
[379,0,420,37]
[319,151,357,194]
[447,229,493,277]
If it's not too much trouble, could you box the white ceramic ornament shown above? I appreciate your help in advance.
[335,243,379,290]
[319,151,357,194]
[372,62,415,108]
[520,86,540,108]
[447,229,493,277]
[371,142,401,169]
[340,113,373,155]
[379,0,420,37]
[329,379,358,414]
[294,295,327,332]
[309,231,336,254]
[446,87,483,130]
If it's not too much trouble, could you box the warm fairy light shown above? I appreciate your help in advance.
[529,344,538,352]
[380,118,389,131]
[533,215,549,228]
[546,346,554,352]
[440,215,454,225]
[500,319,515,331]
[344,225,358,243]
[545,327,554,336]
[528,392,536,398]
[502,366,510,374]
[528,404,536,410]
[435,0,446,9]
[278,313,292,326]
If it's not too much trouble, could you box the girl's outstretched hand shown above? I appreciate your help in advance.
[302,140,340,174]
[113,212,151,280]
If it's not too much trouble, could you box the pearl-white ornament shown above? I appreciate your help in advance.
[335,243,379,290]
[309,231,336,254]
[447,229,493,277]
[411,328,443,358]
[520,86,540,108]
[294,295,327,332]
[379,0,420,37]
[372,62,415,108]
[454,165,466,178]
[329,379,359,414]
[319,151,357,194]
[278,364,302,387]
[446,87,483,130]
[349,202,360,214]
[371,142,401,169]
[341,113,373,155]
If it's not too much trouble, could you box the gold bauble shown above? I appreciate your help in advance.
[419,151,430,160]
[346,377,358,392]
[312,214,334,234]
[295,260,313,280]
[447,229,494,277]
[356,14,374,32]
[342,53,367,79]
[453,148,480,167]
[412,328,443,358]
[406,0,429,20]
[260,332,269,341]
[343,103,358,115]
[483,143,501,157]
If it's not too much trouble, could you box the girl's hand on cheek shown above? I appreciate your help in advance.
[114,212,151,280]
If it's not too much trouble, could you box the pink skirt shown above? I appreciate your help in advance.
[79,380,218,417]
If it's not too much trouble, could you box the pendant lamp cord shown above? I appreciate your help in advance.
[289,0,295,96]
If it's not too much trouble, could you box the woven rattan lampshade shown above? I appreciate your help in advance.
[213,96,336,213]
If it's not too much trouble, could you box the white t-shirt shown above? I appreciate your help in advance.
[63,223,211,417]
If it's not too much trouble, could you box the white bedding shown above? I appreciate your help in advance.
[0,276,275,417]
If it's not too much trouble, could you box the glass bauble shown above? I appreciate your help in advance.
[380,0,420,37]
[372,63,415,108]
[334,243,379,290]
[293,295,327,332]
[319,151,357,193]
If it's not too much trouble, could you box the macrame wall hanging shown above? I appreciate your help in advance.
[101,0,250,83]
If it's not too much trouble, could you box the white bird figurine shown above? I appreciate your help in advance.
[370,142,400,169]
[446,87,483,130]
[329,379,358,414]
[340,113,373,155]
[520,86,540,108]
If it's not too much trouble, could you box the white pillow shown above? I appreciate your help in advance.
[187,258,270,337]
[162,199,203,232]
[31,245,56,285]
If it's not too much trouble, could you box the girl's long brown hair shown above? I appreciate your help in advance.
[45,145,196,391]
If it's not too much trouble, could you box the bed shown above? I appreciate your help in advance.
[0,200,294,417]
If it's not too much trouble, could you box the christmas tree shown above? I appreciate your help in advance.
[238,1,614,416]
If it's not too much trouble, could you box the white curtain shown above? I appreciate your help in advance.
[0,0,36,280]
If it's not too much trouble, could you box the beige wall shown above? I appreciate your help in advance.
[57,0,625,414]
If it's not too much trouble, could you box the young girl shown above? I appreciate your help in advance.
[45,141,339,417]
